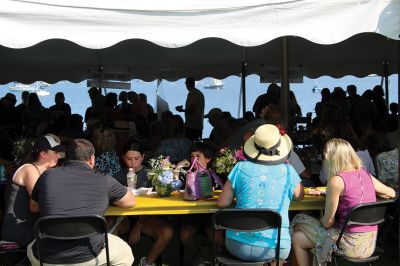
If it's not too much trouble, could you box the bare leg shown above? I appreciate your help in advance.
[292,224,317,266]
[205,226,224,251]
[180,224,198,253]
[141,217,174,264]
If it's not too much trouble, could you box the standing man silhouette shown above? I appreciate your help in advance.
[175,77,205,141]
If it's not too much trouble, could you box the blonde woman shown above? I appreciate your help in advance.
[291,138,395,266]
[92,127,121,176]
[1,134,64,247]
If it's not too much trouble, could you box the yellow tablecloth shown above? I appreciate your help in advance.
[105,191,326,216]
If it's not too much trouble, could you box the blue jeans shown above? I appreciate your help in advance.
[225,237,290,262]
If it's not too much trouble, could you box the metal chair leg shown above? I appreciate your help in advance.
[156,255,162,266]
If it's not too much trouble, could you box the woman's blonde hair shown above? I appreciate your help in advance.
[323,138,362,178]
[92,127,117,153]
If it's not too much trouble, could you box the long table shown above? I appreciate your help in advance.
[105,191,326,216]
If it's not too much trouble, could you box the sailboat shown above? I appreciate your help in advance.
[204,78,224,89]
[9,81,50,96]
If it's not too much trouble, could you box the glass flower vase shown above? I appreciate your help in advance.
[156,184,172,197]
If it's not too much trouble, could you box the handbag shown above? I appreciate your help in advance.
[184,157,223,201]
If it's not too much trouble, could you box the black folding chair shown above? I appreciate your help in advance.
[0,244,28,266]
[381,196,399,253]
[212,208,282,266]
[34,215,110,266]
[332,200,395,266]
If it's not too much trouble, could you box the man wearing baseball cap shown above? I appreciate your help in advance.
[204,108,225,145]
[204,108,223,119]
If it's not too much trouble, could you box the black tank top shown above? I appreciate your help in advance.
[0,163,40,247]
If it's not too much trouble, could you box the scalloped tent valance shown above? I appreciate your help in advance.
[0,0,399,83]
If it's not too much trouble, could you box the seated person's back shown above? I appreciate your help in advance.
[218,124,304,263]
[29,139,135,265]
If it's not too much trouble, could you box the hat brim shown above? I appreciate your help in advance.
[50,145,65,152]
[243,134,292,165]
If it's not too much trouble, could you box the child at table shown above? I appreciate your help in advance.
[113,140,173,266]
[178,142,224,264]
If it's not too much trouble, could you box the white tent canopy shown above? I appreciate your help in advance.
[0,0,399,83]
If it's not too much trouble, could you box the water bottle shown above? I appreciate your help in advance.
[126,168,137,190]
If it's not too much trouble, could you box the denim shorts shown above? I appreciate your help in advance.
[225,237,290,261]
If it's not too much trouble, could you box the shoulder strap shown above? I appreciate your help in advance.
[187,156,198,173]
[208,169,224,189]
[30,163,41,175]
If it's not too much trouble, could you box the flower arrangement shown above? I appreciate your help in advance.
[213,147,246,175]
[12,137,35,165]
[148,155,183,197]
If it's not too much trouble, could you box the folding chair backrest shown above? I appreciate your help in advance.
[336,200,394,245]
[34,215,109,266]
[212,208,282,264]
[346,200,394,226]
[212,208,281,232]
[35,215,107,240]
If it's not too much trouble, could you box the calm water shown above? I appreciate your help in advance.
[0,75,398,138]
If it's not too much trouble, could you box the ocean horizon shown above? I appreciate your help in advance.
[1,74,398,138]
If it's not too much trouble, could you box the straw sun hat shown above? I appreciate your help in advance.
[243,124,292,164]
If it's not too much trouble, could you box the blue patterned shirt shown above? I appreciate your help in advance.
[226,161,300,249]
[95,151,121,176]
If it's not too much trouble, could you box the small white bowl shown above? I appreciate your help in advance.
[137,187,153,195]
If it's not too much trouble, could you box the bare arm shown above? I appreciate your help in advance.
[217,180,234,208]
[292,183,304,201]
[13,165,41,212]
[128,215,148,244]
[13,164,40,197]
[24,170,40,197]
[370,175,396,199]
[174,159,190,179]
[320,175,344,228]
[114,190,136,208]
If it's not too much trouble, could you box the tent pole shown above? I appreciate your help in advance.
[281,37,289,128]
[241,61,247,117]
[383,61,389,105]
[397,39,400,262]
[156,78,162,114]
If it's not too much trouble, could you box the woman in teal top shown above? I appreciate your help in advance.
[218,124,304,264]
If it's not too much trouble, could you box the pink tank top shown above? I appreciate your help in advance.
[336,168,377,233]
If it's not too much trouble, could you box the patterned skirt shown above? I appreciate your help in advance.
[290,213,377,266]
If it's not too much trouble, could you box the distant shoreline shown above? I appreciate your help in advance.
[0,75,398,138]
